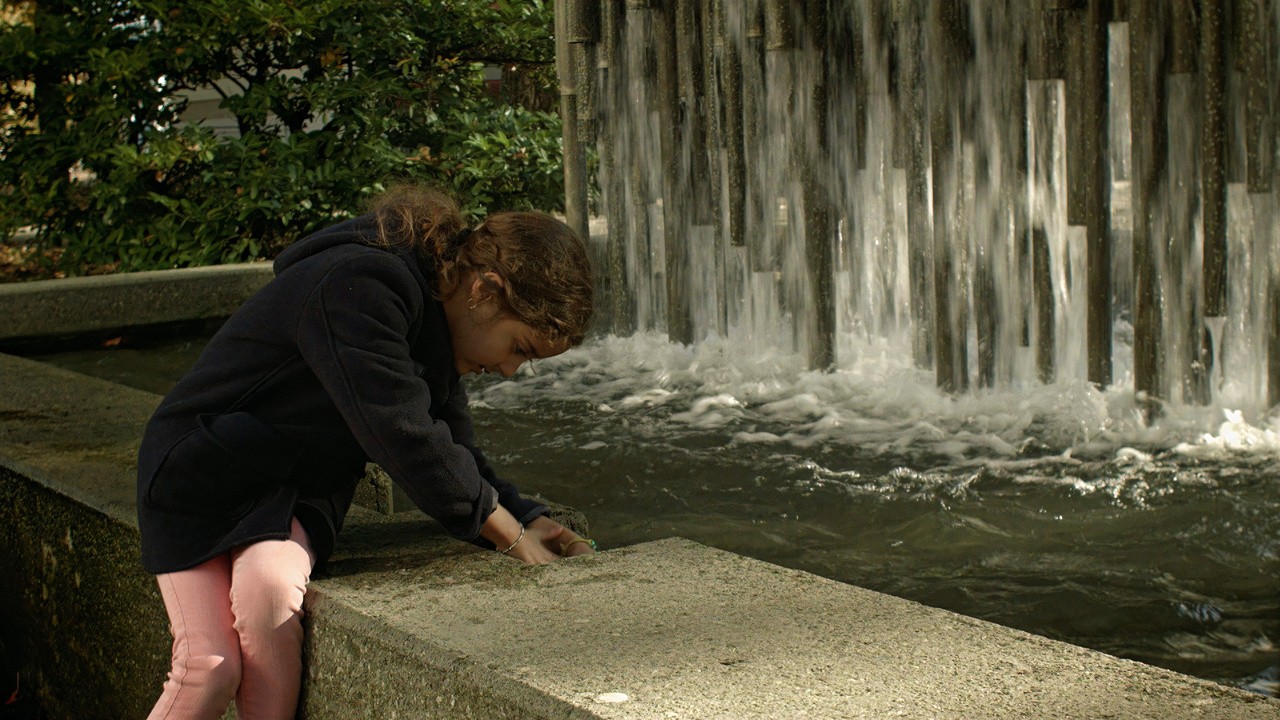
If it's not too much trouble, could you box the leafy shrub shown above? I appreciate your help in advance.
[0,0,564,275]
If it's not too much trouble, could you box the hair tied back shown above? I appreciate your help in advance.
[444,227,472,259]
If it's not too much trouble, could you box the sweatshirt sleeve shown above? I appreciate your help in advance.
[438,379,549,529]
[294,252,498,540]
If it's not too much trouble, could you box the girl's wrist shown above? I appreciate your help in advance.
[498,524,525,554]
[480,504,524,550]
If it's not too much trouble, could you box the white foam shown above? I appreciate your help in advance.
[476,331,1280,464]
[1173,409,1280,458]
[732,430,784,444]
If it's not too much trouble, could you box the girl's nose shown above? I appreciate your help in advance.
[499,359,523,378]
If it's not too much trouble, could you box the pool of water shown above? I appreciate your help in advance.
[29,330,1280,697]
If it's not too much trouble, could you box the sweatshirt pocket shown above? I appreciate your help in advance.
[146,411,301,517]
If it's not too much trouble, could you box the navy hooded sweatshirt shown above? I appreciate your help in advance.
[136,215,547,574]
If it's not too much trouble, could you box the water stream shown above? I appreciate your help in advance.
[595,3,1280,412]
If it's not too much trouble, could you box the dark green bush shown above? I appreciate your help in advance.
[0,0,564,275]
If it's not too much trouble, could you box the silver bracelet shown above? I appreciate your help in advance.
[499,525,525,555]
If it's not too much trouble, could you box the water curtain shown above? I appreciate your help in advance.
[556,0,1280,418]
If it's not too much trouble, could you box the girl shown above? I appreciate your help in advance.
[136,185,596,719]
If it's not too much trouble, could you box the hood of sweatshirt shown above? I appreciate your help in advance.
[272,214,438,293]
[274,215,379,274]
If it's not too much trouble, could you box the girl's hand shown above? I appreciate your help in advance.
[503,528,561,564]
[484,507,597,564]
[527,515,597,558]
[483,505,559,564]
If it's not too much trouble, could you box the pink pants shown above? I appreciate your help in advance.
[147,518,316,720]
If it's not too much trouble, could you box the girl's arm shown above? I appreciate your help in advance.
[296,253,502,541]
[438,379,548,527]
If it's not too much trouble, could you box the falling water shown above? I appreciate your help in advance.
[583,0,1280,421]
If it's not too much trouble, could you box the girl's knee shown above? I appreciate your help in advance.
[178,652,241,702]
[229,570,307,641]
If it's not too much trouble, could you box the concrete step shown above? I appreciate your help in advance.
[0,262,273,342]
[309,526,1279,720]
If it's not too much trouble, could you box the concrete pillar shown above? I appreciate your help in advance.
[1084,0,1114,388]
[899,0,935,369]
[1129,0,1167,415]
[599,0,635,334]
[1200,0,1228,398]
[929,0,969,392]
[745,0,770,272]
[802,0,836,370]
[720,0,747,249]
[1033,225,1056,383]
[1240,0,1279,408]
[557,0,590,245]
[656,0,693,345]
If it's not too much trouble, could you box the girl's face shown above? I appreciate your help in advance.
[445,271,565,377]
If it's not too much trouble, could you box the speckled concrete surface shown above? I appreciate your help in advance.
[0,262,273,341]
[312,532,1280,720]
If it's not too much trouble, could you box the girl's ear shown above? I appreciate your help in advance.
[469,272,506,304]
[468,274,488,304]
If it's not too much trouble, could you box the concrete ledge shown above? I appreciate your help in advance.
[2,354,1278,718]
[309,533,1279,719]
[0,355,177,717]
[303,518,598,720]
[0,263,274,341]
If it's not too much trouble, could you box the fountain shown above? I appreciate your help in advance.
[533,0,1280,695]
[557,0,1280,419]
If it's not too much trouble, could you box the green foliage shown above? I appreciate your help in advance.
[429,105,567,218]
[0,0,564,275]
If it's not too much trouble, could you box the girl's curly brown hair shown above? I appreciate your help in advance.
[370,185,595,347]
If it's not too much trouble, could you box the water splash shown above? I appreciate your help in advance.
[477,331,1280,466]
